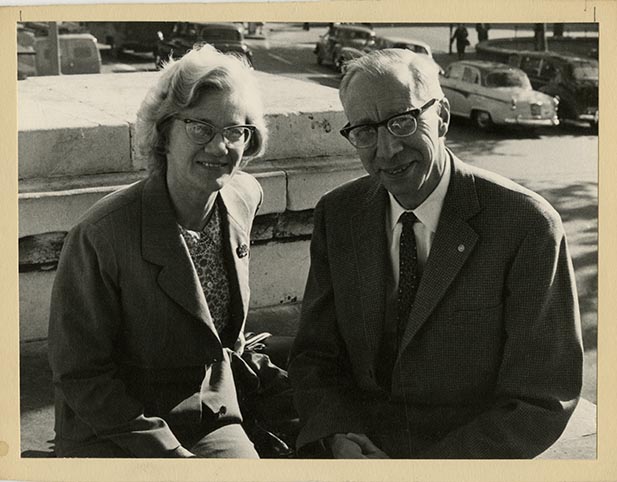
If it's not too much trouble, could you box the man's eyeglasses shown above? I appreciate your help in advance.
[174,117,256,147]
[340,98,440,149]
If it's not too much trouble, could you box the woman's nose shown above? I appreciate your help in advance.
[203,133,228,155]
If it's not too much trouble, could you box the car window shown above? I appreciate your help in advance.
[520,55,542,76]
[570,61,598,80]
[201,28,241,41]
[485,70,531,88]
[447,63,465,80]
[539,60,558,80]
[462,67,480,84]
[73,45,93,59]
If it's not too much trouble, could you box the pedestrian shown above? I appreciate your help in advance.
[288,49,583,459]
[451,24,470,59]
[475,23,489,42]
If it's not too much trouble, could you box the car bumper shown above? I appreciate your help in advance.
[578,110,599,123]
[503,116,560,127]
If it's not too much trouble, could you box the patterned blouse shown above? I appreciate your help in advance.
[178,200,231,335]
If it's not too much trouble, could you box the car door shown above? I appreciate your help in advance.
[441,63,473,118]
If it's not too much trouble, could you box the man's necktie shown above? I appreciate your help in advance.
[397,211,419,343]
[376,211,420,390]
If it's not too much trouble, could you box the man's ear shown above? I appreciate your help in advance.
[437,97,451,138]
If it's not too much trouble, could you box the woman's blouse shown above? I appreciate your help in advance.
[178,200,231,334]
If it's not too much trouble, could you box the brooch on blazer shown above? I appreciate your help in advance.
[236,243,249,258]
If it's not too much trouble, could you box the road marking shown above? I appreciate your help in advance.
[267,52,293,65]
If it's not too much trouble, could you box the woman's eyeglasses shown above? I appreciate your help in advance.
[340,98,439,149]
[175,117,256,147]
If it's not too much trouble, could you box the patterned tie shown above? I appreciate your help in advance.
[397,211,419,343]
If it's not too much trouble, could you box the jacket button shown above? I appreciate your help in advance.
[218,405,227,416]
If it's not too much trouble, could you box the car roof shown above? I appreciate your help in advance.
[178,22,242,31]
[35,33,97,41]
[377,35,430,49]
[333,23,374,33]
[449,60,523,72]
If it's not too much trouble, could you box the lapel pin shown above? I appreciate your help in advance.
[457,244,465,252]
[236,243,249,258]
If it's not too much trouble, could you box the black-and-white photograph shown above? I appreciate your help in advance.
[17,20,597,463]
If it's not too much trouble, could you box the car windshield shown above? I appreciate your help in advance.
[202,28,241,42]
[485,70,531,88]
[570,61,598,80]
[339,30,371,41]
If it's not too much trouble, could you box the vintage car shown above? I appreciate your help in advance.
[34,33,102,76]
[440,60,559,129]
[155,22,253,69]
[335,34,437,73]
[530,55,597,127]
[314,23,375,70]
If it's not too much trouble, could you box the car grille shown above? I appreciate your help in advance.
[530,103,542,116]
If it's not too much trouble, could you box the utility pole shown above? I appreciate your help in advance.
[448,23,453,55]
[534,23,548,51]
[48,22,61,75]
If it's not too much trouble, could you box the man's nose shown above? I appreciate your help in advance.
[203,132,228,155]
[375,125,403,160]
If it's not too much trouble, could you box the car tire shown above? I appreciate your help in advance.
[472,110,493,130]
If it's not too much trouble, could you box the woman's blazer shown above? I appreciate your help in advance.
[48,170,263,457]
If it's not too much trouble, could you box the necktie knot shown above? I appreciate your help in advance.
[399,211,417,227]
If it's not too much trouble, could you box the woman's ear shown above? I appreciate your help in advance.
[437,97,451,138]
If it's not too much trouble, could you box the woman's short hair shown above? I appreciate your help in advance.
[136,45,267,173]
[339,49,444,106]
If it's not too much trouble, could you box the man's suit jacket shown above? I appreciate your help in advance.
[289,153,583,458]
[48,170,262,457]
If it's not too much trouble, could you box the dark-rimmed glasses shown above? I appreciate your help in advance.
[340,98,440,149]
[174,117,256,147]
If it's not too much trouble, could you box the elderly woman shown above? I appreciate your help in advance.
[48,46,267,458]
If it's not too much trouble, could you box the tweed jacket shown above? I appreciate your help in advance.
[288,153,583,458]
[48,170,262,457]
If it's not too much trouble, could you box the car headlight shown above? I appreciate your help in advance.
[553,96,560,106]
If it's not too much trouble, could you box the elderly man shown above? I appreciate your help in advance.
[288,49,583,459]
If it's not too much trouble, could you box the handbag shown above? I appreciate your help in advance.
[230,333,299,458]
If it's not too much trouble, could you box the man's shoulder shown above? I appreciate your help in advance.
[319,174,375,207]
[460,160,562,229]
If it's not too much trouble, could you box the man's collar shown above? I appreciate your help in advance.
[387,152,452,233]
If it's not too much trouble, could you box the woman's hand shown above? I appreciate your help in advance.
[329,433,389,459]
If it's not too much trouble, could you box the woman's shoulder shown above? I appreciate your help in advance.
[76,178,146,229]
[225,171,263,209]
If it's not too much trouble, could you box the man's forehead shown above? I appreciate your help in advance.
[342,69,424,111]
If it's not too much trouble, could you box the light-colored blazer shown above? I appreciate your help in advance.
[49,170,262,457]
[289,153,583,458]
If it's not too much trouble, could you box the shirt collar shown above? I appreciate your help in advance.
[387,152,452,233]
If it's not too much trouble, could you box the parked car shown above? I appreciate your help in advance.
[506,52,598,127]
[34,33,102,76]
[314,23,375,70]
[155,22,253,69]
[83,22,175,57]
[440,60,559,129]
[335,34,437,74]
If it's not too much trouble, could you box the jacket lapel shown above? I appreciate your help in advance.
[399,154,481,351]
[140,172,217,335]
[219,185,252,330]
[351,181,389,364]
